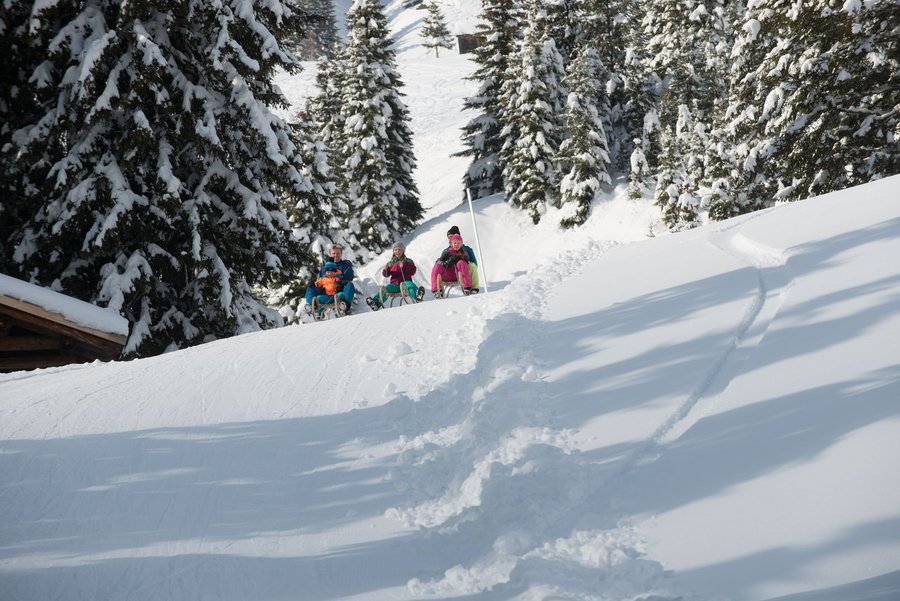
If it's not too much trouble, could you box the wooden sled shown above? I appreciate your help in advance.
[434,274,476,299]
[379,285,414,308]
[311,295,346,321]
[368,282,425,310]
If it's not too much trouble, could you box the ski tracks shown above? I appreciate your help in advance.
[648,223,795,449]
[592,219,795,490]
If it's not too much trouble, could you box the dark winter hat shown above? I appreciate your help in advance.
[324,262,338,272]
[446,225,460,237]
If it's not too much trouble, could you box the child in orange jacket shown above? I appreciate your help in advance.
[315,263,344,296]
[311,262,349,313]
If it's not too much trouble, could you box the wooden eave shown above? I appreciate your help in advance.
[0,294,127,372]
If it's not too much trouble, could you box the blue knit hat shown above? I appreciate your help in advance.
[323,262,338,272]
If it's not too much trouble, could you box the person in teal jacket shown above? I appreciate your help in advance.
[305,243,356,314]
[445,225,479,292]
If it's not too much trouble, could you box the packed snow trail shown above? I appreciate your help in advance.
[378,226,763,599]
[376,241,687,599]
[654,218,796,445]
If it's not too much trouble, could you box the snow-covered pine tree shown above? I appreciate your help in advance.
[270,109,339,324]
[711,2,791,218]
[623,53,662,199]
[628,136,652,199]
[291,0,338,59]
[340,0,421,256]
[307,45,362,253]
[456,0,525,200]
[500,0,567,223]
[374,7,422,238]
[389,109,424,235]
[758,0,899,202]
[626,107,662,199]
[308,48,347,187]
[645,0,729,230]
[544,0,581,64]
[655,105,703,230]
[557,45,612,228]
[581,0,656,174]
[698,0,741,216]
[855,0,900,182]
[5,0,319,357]
[421,0,454,58]
[710,0,897,218]
[708,0,773,220]
[0,0,52,273]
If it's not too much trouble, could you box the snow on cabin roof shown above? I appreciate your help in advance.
[0,274,129,338]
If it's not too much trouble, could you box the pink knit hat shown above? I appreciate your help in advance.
[449,234,463,243]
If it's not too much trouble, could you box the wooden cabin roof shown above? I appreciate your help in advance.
[0,275,128,373]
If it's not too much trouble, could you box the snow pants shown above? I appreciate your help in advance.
[315,292,348,308]
[468,263,480,289]
[370,282,418,309]
[431,260,472,292]
[306,282,356,306]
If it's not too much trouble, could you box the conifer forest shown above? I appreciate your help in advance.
[1,0,897,356]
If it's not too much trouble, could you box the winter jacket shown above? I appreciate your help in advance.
[441,244,477,265]
[315,275,343,296]
[382,257,417,285]
[437,247,471,268]
[318,259,355,283]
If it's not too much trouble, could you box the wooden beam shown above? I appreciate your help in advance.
[0,335,64,352]
[0,304,123,359]
[0,295,126,346]
[0,354,89,373]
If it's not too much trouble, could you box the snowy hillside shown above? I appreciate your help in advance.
[2,1,900,600]
[3,172,899,601]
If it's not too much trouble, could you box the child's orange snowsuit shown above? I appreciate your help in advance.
[315,273,343,296]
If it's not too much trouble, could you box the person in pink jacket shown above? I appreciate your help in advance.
[431,233,473,296]
[365,242,424,310]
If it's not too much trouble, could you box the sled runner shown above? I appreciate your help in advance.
[434,274,477,299]
[310,295,347,321]
[366,282,426,311]
[378,286,413,308]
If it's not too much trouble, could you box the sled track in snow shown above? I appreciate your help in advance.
[628,218,795,471]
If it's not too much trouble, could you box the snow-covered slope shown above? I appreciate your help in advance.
[3,176,899,601]
[2,2,899,600]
